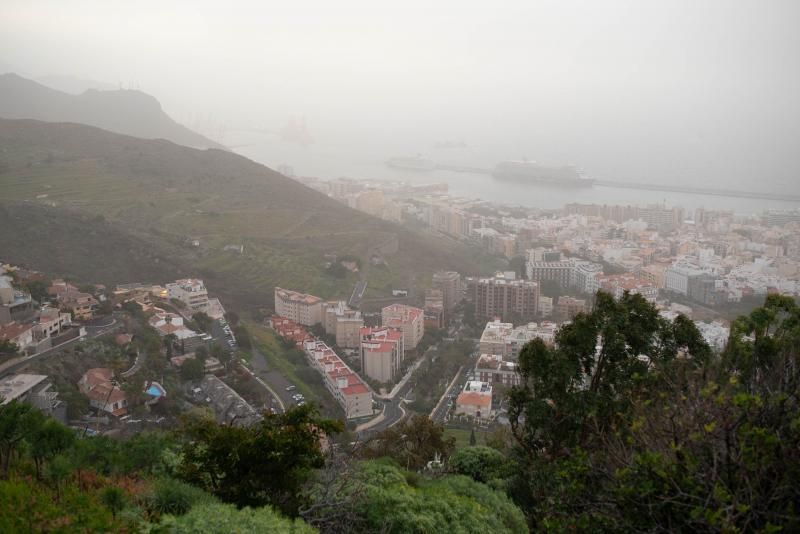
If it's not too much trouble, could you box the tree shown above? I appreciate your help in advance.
[176,404,343,516]
[0,340,18,358]
[360,415,456,471]
[224,311,240,327]
[191,312,213,333]
[506,292,800,532]
[24,279,50,304]
[29,417,75,480]
[180,357,205,382]
[100,486,126,519]
[449,446,510,484]
[157,502,315,533]
[45,454,71,502]
[0,401,39,477]
[469,428,477,446]
[326,460,527,534]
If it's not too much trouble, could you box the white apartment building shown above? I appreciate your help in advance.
[166,279,209,311]
[665,264,706,295]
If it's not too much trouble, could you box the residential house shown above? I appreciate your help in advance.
[78,368,128,417]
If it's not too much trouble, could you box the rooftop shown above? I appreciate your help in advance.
[0,374,49,404]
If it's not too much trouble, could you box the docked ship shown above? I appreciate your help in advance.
[385,156,437,172]
[492,160,594,187]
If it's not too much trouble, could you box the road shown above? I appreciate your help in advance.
[248,342,301,413]
[349,279,367,308]
[430,365,466,424]
[0,314,121,377]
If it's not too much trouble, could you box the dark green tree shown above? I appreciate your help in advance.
[100,486,126,519]
[29,417,75,480]
[176,404,342,516]
[507,291,711,529]
[180,357,205,382]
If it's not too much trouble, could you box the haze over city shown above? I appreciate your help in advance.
[2,2,800,532]
[3,0,799,199]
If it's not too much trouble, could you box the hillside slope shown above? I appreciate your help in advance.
[0,73,223,150]
[0,119,498,309]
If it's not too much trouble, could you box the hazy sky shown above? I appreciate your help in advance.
[2,0,799,190]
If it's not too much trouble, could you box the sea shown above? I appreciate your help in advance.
[226,130,800,216]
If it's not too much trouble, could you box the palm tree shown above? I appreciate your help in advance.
[101,486,126,519]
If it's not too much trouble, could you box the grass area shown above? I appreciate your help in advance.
[245,321,343,419]
[0,119,501,312]
[444,427,492,449]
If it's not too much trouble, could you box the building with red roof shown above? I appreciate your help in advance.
[455,380,493,419]
[360,326,404,383]
[78,368,128,417]
[303,339,373,419]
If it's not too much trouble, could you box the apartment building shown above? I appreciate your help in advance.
[468,272,539,322]
[479,320,514,357]
[304,339,373,419]
[166,278,209,311]
[432,271,462,312]
[475,354,520,387]
[322,301,364,348]
[554,296,587,322]
[274,287,323,326]
[665,264,706,296]
[381,304,424,350]
[360,326,404,383]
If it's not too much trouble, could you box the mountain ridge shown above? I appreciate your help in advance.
[0,73,223,150]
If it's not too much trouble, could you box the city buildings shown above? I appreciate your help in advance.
[360,326,404,383]
[322,301,364,349]
[381,304,424,351]
[478,320,514,357]
[274,287,323,326]
[665,263,707,296]
[455,381,493,419]
[0,272,35,324]
[475,355,520,387]
[423,289,445,329]
[554,296,588,322]
[166,278,209,311]
[303,339,373,419]
[432,271,462,312]
[468,272,540,322]
[478,319,558,359]
[597,273,659,303]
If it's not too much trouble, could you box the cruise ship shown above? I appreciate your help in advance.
[492,160,594,187]
[385,156,437,172]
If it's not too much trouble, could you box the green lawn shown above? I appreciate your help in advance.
[445,427,492,449]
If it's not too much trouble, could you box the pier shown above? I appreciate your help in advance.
[432,163,800,203]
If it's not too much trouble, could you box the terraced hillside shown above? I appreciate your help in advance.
[0,119,499,309]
